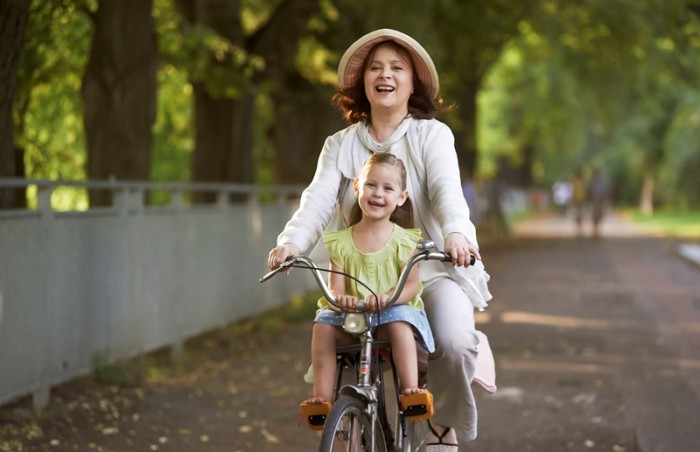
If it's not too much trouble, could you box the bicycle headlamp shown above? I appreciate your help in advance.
[343,312,368,334]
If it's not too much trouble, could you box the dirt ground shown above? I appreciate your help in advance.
[2,212,700,452]
[0,311,321,452]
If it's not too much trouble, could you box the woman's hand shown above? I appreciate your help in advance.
[444,232,480,267]
[267,243,301,270]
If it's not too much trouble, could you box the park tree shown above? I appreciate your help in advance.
[433,0,540,178]
[172,0,323,195]
[0,0,30,209]
[476,0,700,211]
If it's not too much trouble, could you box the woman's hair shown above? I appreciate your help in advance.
[349,153,414,228]
[333,41,445,124]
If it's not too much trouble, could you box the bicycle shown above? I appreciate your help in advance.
[260,240,475,451]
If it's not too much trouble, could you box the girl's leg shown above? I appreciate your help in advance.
[309,322,354,403]
[422,278,480,446]
[379,321,421,393]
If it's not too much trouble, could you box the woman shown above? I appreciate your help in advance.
[267,29,492,449]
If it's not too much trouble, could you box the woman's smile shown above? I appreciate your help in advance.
[364,44,413,111]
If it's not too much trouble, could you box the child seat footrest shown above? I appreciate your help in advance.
[300,401,332,430]
[400,391,434,421]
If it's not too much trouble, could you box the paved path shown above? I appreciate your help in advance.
[466,211,700,451]
[3,211,699,452]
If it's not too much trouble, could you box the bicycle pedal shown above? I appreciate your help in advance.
[400,392,434,421]
[300,401,332,431]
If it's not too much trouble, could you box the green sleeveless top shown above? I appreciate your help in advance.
[318,224,424,310]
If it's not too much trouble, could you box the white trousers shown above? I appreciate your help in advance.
[422,277,480,446]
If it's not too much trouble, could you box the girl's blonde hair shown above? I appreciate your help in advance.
[349,153,414,228]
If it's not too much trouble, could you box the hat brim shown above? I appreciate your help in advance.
[337,29,439,99]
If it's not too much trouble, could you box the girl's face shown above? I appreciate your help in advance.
[354,162,408,222]
[363,43,414,115]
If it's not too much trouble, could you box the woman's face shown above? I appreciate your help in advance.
[363,43,414,115]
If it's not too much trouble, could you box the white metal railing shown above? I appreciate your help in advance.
[0,178,310,410]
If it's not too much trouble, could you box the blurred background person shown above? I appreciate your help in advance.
[552,179,573,216]
[587,166,610,237]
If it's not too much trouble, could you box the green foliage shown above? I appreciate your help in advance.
[626,208,700,238]
[151,0,194,187]
[10,0,700,211]
[478,23,590,181]
[294,35,337,86]
[661,93,700,208]
[16,1,89,180]
[477,0,700,209]
[14,0,93,209]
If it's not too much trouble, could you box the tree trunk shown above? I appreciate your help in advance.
[639,171,654,216]
[269,77,339,185]
[175,0,252,202]
[178,0,323,194]
[455,79,479,177]
[190,83,255,202]
[81,0,157,206]
[0,0,30,209]
[248,0,326,185]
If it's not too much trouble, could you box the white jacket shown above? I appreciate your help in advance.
[277,116,492,309]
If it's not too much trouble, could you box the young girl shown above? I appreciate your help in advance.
[300,152,435,427]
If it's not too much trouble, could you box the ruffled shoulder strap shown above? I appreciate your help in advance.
[322,228,352,266]
[395,226,422,265]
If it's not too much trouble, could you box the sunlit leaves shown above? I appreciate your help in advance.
[662,93,700,208]
[240,0,282,34]
[294,36,336,85]
[15,0,91,205]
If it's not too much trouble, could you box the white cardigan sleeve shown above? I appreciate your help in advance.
[421,121,479,248]
[276,132,344,253]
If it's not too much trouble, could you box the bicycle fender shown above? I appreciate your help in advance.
[339,385,376,404]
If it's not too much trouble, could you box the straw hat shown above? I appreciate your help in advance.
[337,29,440,99]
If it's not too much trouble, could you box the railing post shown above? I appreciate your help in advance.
[113,187,129,217]
[216,190,229,210]
[34,185,54,411]
[169,188,185,364]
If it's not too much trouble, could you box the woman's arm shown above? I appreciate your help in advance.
[424,125,476,241]
[277,134,344,251]
[269,134,343,269]
[422,122,481,265]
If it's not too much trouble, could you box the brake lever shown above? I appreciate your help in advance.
[259,256,297,282]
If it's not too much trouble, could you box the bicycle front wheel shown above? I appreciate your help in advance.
[320,396,387,452]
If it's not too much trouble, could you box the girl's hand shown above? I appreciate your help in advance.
[365,293,390,312]
[336,294,358,312]
[444,233,480,267]
[267,243,301,270]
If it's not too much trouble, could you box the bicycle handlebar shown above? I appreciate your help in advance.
[259,241,476,312]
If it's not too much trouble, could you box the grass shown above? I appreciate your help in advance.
[624,209,700,240]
